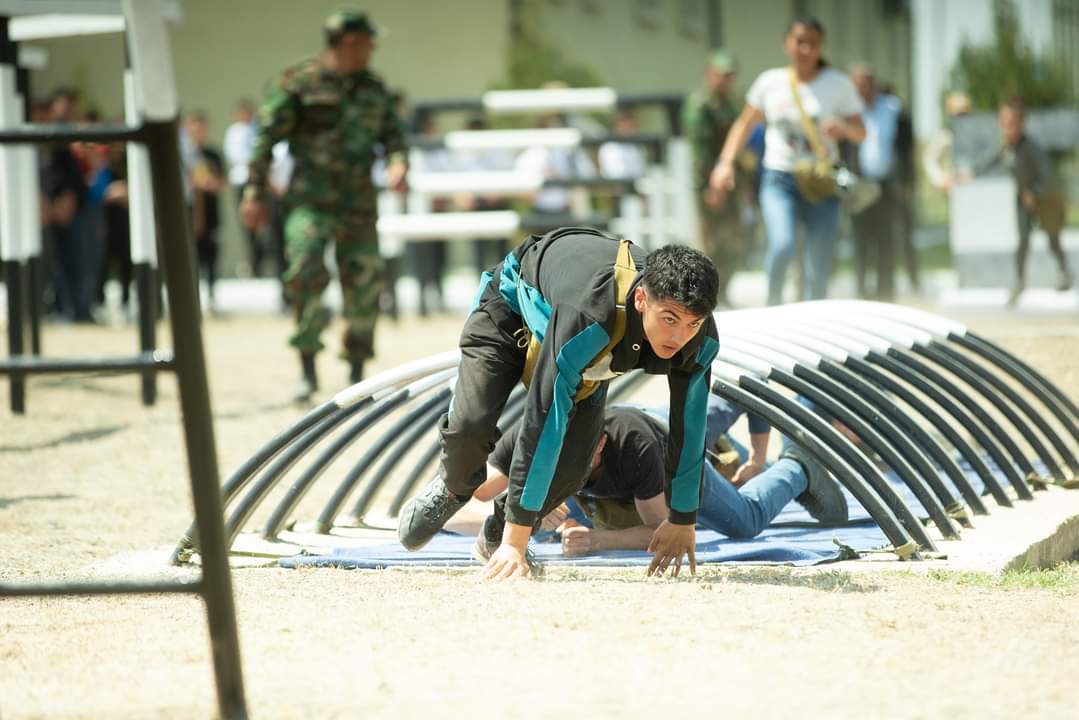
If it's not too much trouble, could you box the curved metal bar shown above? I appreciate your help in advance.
[348,393,451,522]
[790,322,1013,507]
[386,433,444,518]
[382,369,650,527]
[317,386,453,532]
[380,369,649,520]
[950,331,1079,442]
[712,372,928,554]
[726,335,966,519]
[870,349,1032,500]
[842,298,1078,427]
[744,326,987,516]
[710,378,916,554]
[888,347,1036,497]
[792,361,971,522]
[760,364,959,539]
[841,355,1011,507]
[261,369,456,540]
[914,343,1065,480]
[838,302,1079,446]
[332,350,459,408]
[817,359,987,516]
[931,340,1077,475]
[170,399,340,563]
[222,399,376,548]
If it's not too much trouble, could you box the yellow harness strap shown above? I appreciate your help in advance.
[520,239,637,402]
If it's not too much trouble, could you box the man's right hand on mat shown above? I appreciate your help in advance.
[647,521,697,578]
[482,543,531,581]
[482,522,533,581]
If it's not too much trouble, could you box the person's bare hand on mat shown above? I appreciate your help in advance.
[561,526,592,556]
[540,503,569,531]
[482,544,531,581]
[482,521,533,581]
[647,521,696,577]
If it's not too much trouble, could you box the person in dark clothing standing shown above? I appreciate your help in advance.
[40,87,93,323]
[94,143,133,313]
[972,97,1071,305]
[848,63,902,301]
[185,111,225,309]
[398,228,720,580]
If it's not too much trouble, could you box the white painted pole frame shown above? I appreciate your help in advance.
[0,64,21,261]
[482,87,617,114]
[15,94,40,257]
[123,69,157,266]
[667,137,696,247]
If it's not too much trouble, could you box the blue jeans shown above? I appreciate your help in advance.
[759,168,841,305]
[644,399,808,539]
[696,459,807,538]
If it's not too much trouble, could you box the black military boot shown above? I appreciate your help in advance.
[781,443,848,525]
[349,360,364,385]
[293,352,318,404]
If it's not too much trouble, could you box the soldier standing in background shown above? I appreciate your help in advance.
[684,50,744,307]
[240,9,408,401]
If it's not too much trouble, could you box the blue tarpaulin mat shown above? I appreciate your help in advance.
[278,455,1024,570]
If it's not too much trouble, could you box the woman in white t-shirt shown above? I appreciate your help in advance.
[709,17,865,305]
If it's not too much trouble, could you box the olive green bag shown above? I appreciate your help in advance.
[788,68,839,203]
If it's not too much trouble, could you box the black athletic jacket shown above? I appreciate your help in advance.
[488,227,719,527]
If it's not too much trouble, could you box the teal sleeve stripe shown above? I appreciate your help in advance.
[520,322,610,511]
[498,252,523,314]
[518,283,552,343]
[671,336,720,513]
[497,251,552,341]
[469,271,494,314]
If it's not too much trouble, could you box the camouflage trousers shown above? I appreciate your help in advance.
[698,197,744,301]
[283,204,384,362]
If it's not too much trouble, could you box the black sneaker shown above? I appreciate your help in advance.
[471,514,502,562]
[781,443,848,525]
[470,514,542,576]
[397,475,468,551]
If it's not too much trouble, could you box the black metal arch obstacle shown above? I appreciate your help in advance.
[172,301,1077,569]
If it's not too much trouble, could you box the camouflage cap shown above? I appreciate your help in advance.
[708,49,737,74]
[324,9,378,41]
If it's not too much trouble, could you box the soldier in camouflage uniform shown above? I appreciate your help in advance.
[240,10,407,401]
[683,50,744,306]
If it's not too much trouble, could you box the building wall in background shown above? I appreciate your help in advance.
[27,0,509,278]
[25,0,914,277]
[537,0,713,93]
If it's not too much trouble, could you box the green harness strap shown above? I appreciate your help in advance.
[520,239,638,403]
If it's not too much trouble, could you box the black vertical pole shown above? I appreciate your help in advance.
[27,253,41,354]
[4,259,25,413]
[143,118,246,720]
[136,261,158,404]
[1,16,26,413]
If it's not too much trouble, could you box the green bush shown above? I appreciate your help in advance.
[949,0,1073,110]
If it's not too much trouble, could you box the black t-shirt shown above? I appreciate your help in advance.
[490,406,668,503]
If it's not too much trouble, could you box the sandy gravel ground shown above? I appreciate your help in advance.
[2,307,1078,719]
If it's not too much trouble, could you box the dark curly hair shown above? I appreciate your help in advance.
[639,244,719,317]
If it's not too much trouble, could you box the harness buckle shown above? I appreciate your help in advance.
[512,326,531,349]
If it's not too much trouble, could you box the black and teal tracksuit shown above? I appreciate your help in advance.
[441,227,719,529]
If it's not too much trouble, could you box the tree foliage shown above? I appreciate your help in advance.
[950,0,1073,110]
[494,0,604,91]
